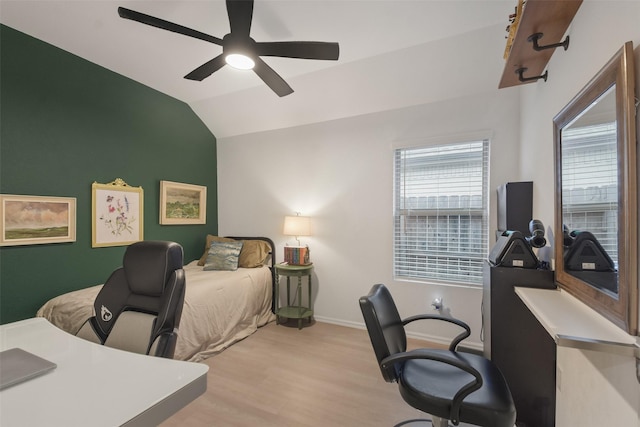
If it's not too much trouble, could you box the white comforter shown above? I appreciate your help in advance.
[37,261,275,362]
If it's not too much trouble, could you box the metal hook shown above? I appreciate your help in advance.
[516,67,548,83]
[528,32,570,51]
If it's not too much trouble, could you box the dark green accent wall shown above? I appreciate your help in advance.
[0,25,218,324]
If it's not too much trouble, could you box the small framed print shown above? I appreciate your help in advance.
[92,178,143,248]
[0,194,77,246]
[160,180,207,225]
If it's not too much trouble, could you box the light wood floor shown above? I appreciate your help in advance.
[161,320,474,427]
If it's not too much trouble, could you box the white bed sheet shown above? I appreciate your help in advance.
[36,260,275,362]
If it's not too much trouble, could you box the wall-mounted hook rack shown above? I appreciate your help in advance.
[516,67,548,83]
[528,32,570,51]
[499,0,583,89]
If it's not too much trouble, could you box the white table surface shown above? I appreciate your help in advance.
[515,287,639,355]
[0,317,208,427]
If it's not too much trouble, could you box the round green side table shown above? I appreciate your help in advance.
[274,263,314,329]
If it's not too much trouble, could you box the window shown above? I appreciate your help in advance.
[394,139,489,286]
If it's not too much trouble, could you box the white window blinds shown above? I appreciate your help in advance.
[393,140,489,286]
[561,123,618,267]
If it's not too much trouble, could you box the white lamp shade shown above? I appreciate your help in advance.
[283,216,312,236]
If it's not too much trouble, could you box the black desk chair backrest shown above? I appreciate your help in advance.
[359,283,408,382]
[359,284,516,427]
[77,241,186,358]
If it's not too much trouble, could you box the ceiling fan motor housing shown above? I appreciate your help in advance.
[223,33,257,60]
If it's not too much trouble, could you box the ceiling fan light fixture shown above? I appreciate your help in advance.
[225,53,255,70]
[118,1,340,96]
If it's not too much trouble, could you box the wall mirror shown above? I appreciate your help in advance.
[553,41,637,335]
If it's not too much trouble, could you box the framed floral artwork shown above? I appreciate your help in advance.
[0,194,76,246]
[160,180,206,225]
[92,178,143,247]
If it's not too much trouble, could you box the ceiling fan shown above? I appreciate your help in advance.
[118,0,340,97]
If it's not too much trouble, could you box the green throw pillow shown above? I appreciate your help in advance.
[203,241,244,271]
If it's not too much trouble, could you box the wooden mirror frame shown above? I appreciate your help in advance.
[553,42,637,334]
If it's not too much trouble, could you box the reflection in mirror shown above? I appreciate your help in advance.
[561,85,618,296]
[553,41,637,335]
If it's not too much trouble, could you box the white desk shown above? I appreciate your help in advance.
[515,287,639,356]
[0,318,208,426]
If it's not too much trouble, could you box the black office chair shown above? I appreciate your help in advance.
[76,241,186,358]
[359,284,516,427]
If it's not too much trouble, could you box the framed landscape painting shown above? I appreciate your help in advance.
[92,179,143,247]
[160,181,206,225]
[0,195,76,246]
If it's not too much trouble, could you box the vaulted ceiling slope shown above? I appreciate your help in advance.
[0,0,513,138]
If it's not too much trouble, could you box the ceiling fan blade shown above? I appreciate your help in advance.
[226,0,254,37]
[184,54,227,81]
[253,57,293,97]
[118,7,223,46]
[256,41,340,60]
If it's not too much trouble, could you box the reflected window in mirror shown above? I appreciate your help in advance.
[561,85,619,296]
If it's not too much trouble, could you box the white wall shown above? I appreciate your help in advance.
[218,87,520,347]
[520,0,639,227]
[518,1,640,425]
[216,22,522,350]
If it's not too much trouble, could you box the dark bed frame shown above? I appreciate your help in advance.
[226,236,276,313]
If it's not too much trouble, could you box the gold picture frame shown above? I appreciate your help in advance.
[92,178,143,248]
[160,180,207,225]
[0,194,76,246]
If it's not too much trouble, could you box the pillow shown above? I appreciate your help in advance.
[197,235,235,266]
[203,241,244,271]
[238,240,272,268]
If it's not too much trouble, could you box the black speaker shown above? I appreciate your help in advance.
[488,231,539,269]
[497,182,533,236]
[564,231,615,272]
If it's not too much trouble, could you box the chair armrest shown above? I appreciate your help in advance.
[381,349,482,425]
[402,314,471,350]
[150,329,178,358]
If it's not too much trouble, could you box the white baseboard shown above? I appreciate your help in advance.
[314,315,483,352]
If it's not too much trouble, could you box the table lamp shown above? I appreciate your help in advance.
[283,213,312,264]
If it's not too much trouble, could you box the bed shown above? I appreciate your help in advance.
[36,236,277,362]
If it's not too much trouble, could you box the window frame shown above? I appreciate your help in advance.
[393,137,490,287]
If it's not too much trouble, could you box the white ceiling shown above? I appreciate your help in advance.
[0,0,514,138]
